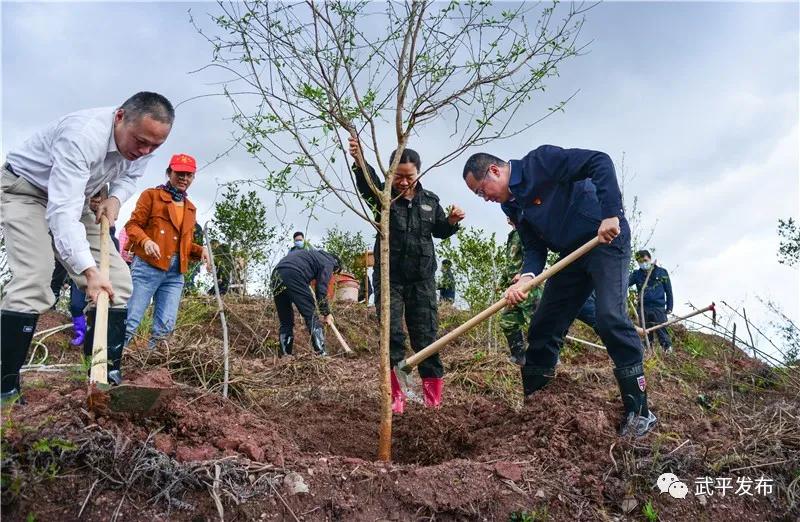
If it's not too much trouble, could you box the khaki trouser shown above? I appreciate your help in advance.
[0,166,132,313]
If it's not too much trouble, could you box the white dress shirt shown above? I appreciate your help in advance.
[6,107,152,274]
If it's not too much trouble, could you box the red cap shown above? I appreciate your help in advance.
[169,153,197,173]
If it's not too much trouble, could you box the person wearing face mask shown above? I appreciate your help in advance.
[348,137,465,413]
[122,154,210,356]
[0,92,174,404]
[289,231,313,253]
[629,250,674,352]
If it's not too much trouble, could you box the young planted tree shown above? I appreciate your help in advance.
[200,0,587,460]
[211,185,276,294]
[320,225,370,283]
[778,217,799,268]
[437,227,504,311]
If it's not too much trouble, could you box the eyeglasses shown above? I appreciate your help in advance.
[473,165,493,198]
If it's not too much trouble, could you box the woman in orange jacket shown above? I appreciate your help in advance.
[123,153,209,351]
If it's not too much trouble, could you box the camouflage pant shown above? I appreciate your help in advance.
[499,292,538,337]
[374,274,443,379]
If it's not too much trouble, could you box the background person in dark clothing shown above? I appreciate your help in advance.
[349,137,464,413]
[463,145,654,437]
[629,250,674,352]
[208,239,233,295]
[272,249,341,357]
[438,259,456,302]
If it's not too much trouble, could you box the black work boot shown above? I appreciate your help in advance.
[521,365,555,402]
[614,364,657,437]
[1,311,39,405]
[310,326,327,356]
[107,309,127,386]
[279,333,294,357]
[505,330,527,367]
[83,308,127,385]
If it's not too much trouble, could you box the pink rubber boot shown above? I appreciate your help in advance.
[390,371,406,414]
[422,377,444,408]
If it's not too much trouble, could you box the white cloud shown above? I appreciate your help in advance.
[2,1,798,342]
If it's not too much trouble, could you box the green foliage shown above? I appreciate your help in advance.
[777,217,799,267]
[211,185,277,293]
[642,500,659,522]
[508,507,549,522]
[437,227,504,312]
[31,437,77,454]
[320,226,370,281]
[761,299,800,366]
[683,335,710,359]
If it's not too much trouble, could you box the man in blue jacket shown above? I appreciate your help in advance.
[271,249,341,357]
[629,250,673,352]
[462,145,655,437]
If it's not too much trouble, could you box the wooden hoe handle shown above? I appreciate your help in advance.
[399,237,601,372]
[89,216,111,385]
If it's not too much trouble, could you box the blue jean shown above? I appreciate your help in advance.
[69,281,87,318]
[525,220,644,369]
[126,255,184,348]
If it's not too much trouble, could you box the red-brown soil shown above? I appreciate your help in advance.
[2,299,797,521]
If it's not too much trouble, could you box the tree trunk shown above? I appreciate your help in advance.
[377,202,393,461]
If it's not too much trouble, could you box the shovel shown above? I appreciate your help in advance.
[635,302,716,336]
[328,319,354,355]
[394,237,601,386]
[87,216,173,415]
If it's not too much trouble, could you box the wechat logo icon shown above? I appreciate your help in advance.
[657,473,688,499]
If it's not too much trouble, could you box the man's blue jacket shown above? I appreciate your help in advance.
[501,145,626,275]
[629,266,673,312]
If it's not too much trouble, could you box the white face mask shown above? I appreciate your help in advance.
[294,240,304,248]
[639,262,652,270]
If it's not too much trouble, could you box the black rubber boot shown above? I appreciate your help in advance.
[279,333,294,357]
[310,326,327,356]
[1,311,39,404]
[521,365,555,401]
[614,364,657,437]
[107,309,127,386]
[505,330,527,367]
[83,308,127,385]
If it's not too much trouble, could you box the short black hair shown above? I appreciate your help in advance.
[389,147,421,173]
[462,152,506,181]
[635,250,651,260]
[120,92,174,125]
[442,259,452,266]
[323,251,342,273]
[293,231,304,240]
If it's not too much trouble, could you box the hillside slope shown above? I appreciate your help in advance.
[2,297,798,521]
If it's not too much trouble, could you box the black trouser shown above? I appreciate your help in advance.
[50,261,69,303]
[525,224,643,370]
[374,274,443,379]
[644,307,671,348]
[272,268,320,336]
[575,295,597,329]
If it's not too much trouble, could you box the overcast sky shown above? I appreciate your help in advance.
[2,1,798,351]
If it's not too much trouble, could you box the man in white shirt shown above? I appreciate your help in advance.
[1,92,174,403]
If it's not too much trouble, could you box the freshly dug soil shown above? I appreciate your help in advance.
[2,303,797,521]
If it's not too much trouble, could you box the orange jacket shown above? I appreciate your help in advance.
[124,188,203,273]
